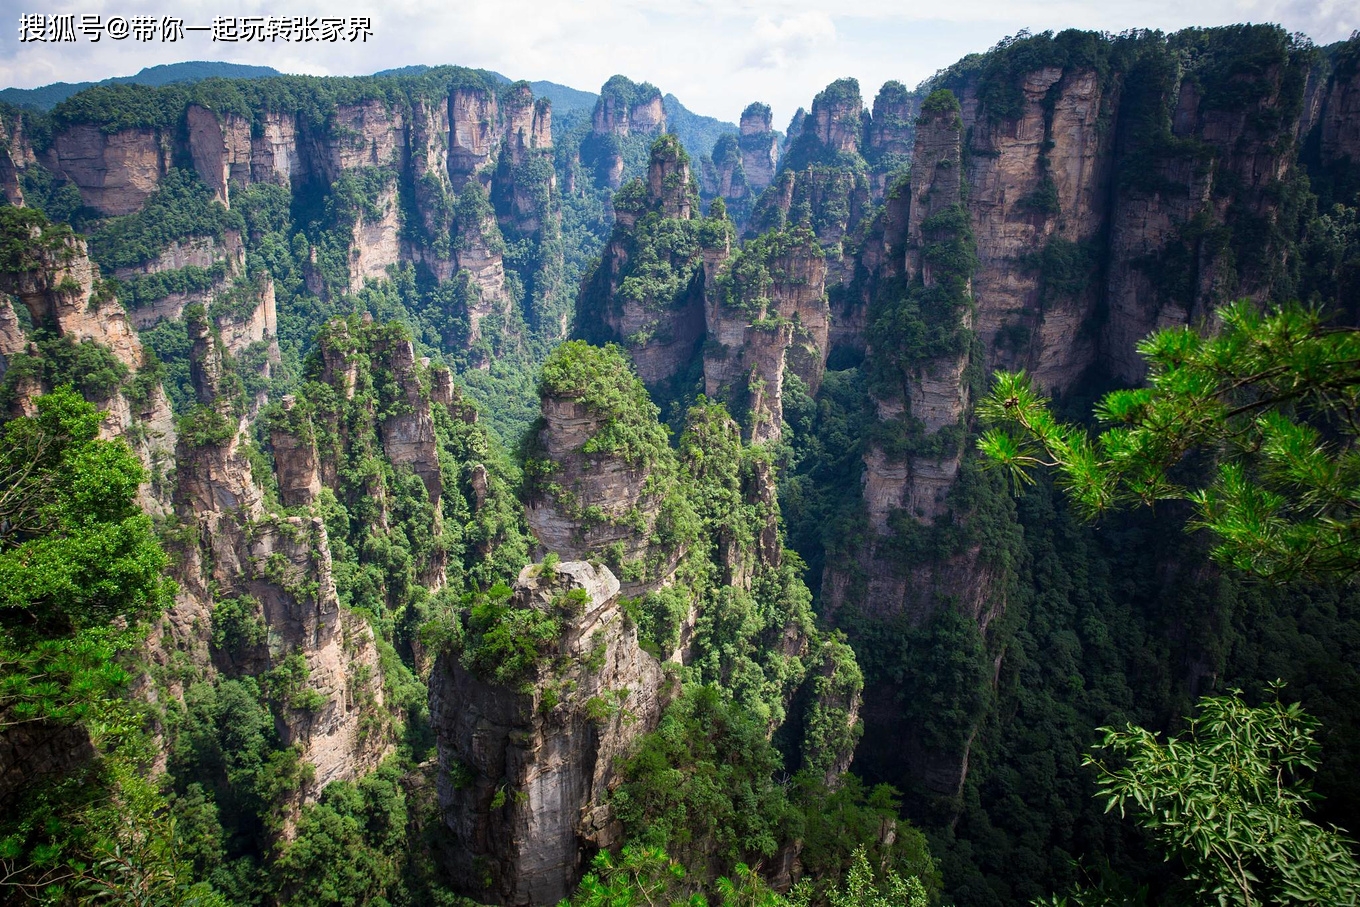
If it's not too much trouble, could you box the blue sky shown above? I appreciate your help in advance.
[0,0,1354,127]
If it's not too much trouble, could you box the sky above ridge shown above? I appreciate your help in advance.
[0,0,1354,129]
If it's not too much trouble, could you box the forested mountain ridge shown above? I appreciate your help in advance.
[0,24,1358,907]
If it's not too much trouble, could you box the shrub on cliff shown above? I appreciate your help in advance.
[538,340,672,468]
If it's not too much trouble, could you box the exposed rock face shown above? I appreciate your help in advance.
[0,298,26,381]
[578,136,708,386]
[0,722,95,812]
[702,137,746,200]
[186,105,253,207]
[866,82,917,160]
[501,83,553,165]
[865,81,918,198]
[116,231,244,283]
[121,231,247,330]
[374,333,443,504]
[431,561,668,904]
[808,79,864,156]
[593,79,666,136]
[0,145,24,206]
[216,277,281,361]
[701,135,754,229]
[271,397,323,508]
[746,163,870,296]
[582,76,667,188]
[450,88,500,181]
[650,138,696,219]
[43,125,168,216]
[0,227,178,511]
[1321,59,1360,166]
[321,100,405,180]
[349,183,403,292]
[702,232,830,444]
[4,229,143,368]
[251,112,303,187]
[885,95,969,523]
[1098,64,1300,380]
[739,102,779,194]
[0,75,555,369]
[525,394,665,575]
[964,67,1111,392]
[454,203,514,345]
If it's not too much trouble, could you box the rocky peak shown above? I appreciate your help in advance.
[701,134,748,203]
[740,102,774,135]
[577,137,709,385]
[501,83,553,164]
[430,559,668,904]
[371,329,443,505]
[738,102,780,195]
[646,133,697,219]
[702,228,829,444]
[906,90,965,263]
[186,308,231,407]
[867,81,916,154]
[783,108,807,156]
[814,78,865,154]
[592,75,667,137]
[0,218,143,371]
[0,209,175,511]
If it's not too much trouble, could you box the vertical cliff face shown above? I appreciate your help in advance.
[524,345,686,595]
[349,188,403,291]
[702,228,830,444]
[855,90,972,542]
[739,103,780,195]
[864,81,917,199]
[373,331,444,504]
[1320,56,1360,167]
[701,135,749,213]
[592,77,666,136]
[449,88,501,182]
[10,76,551,346]
[809,79,865,157]
[185,105,253,207]
[866,82,917,157]
[962,66,1113,392]
[501,84,553,166]
[430,561,667,904]
[1100,38,1313,382]
[43,125,169,216]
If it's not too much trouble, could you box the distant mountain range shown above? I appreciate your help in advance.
[0,61,283,110]
[0,60,737,158]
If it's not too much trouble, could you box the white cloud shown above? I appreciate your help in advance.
[0,0,1354,129]
[740,12,836,70]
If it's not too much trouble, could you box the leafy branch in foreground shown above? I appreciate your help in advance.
[978,301,1360,581]
[1046,687,1360,907]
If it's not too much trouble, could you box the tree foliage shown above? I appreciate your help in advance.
[980,302,1360,581]
[0,388,186,903]
[1052,688,1360,907]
